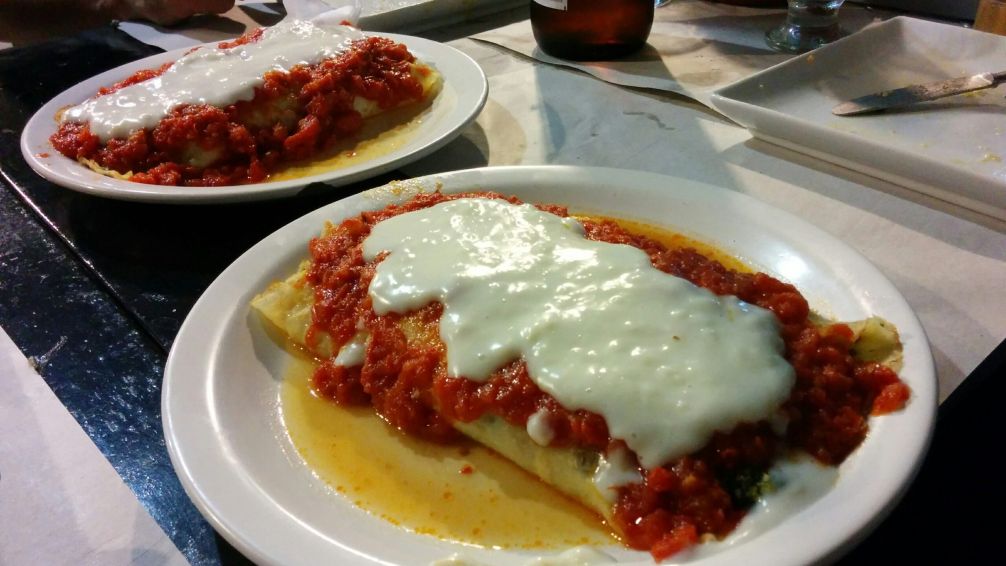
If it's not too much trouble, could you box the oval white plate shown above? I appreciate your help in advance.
[163,166,936,565]
[20,34,487,204]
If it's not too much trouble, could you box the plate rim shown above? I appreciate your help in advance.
[19,32,488,204]
[163,165,937,566]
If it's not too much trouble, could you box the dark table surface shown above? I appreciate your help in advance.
[1,25,1002,566]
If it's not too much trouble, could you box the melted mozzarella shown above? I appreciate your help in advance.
[363,198,795,469]
[526,408,555,446]
[334,331,368,367]
[592,445,642,502]
[62,20,364,141]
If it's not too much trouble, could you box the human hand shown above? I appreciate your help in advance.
[108,0,236,25]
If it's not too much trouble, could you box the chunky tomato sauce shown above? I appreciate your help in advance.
[305,191,909,560]
[50,32,426,186]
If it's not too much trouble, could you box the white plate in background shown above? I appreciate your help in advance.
[711,16,1006,221]
[20,33,486,204]
[163,166,935,566]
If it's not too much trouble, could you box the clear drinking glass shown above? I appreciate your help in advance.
[765,0,845,53]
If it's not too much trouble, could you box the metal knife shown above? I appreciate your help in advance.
[832,71,1006,116]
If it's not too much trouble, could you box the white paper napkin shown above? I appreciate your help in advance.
[116,0,359,52]
[116,0,524,51]
[117,1,285,52]
[0,326,189,565]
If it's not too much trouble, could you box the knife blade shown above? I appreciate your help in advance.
[832,71,1006,116]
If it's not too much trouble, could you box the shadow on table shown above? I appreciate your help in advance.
[725,137,1006,241]
[216,532,255,566]
[400,115,495,176]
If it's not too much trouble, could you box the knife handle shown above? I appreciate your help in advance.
[992,71,1006,85]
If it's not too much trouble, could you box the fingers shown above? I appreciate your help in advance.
[202,0,237,16]
[124,0,236,26]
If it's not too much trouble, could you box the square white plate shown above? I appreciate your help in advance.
[710,16,1006,221]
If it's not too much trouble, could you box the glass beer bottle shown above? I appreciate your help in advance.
[530,0,655,60]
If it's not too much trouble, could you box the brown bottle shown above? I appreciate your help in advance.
[530,0,655,61]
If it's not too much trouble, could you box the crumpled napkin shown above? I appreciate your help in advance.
[473,1,887,107]
[117,0,360,52]
[285,0,360,26]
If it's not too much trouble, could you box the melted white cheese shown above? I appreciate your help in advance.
[363,198,795,469]
[62,20,364,141]
[526,408,556,446]
[592,445,642,503]
[334,331,369,367]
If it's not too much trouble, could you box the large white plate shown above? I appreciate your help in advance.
[20,33,487,204]
[163,166,936,565]
[710,16,1006,221]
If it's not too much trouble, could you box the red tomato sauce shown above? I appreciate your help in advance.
[50,32,425,187]
[305,191,909,559]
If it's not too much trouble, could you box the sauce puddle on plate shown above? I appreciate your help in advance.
[282,354,614,548]
[270,83,441,182]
